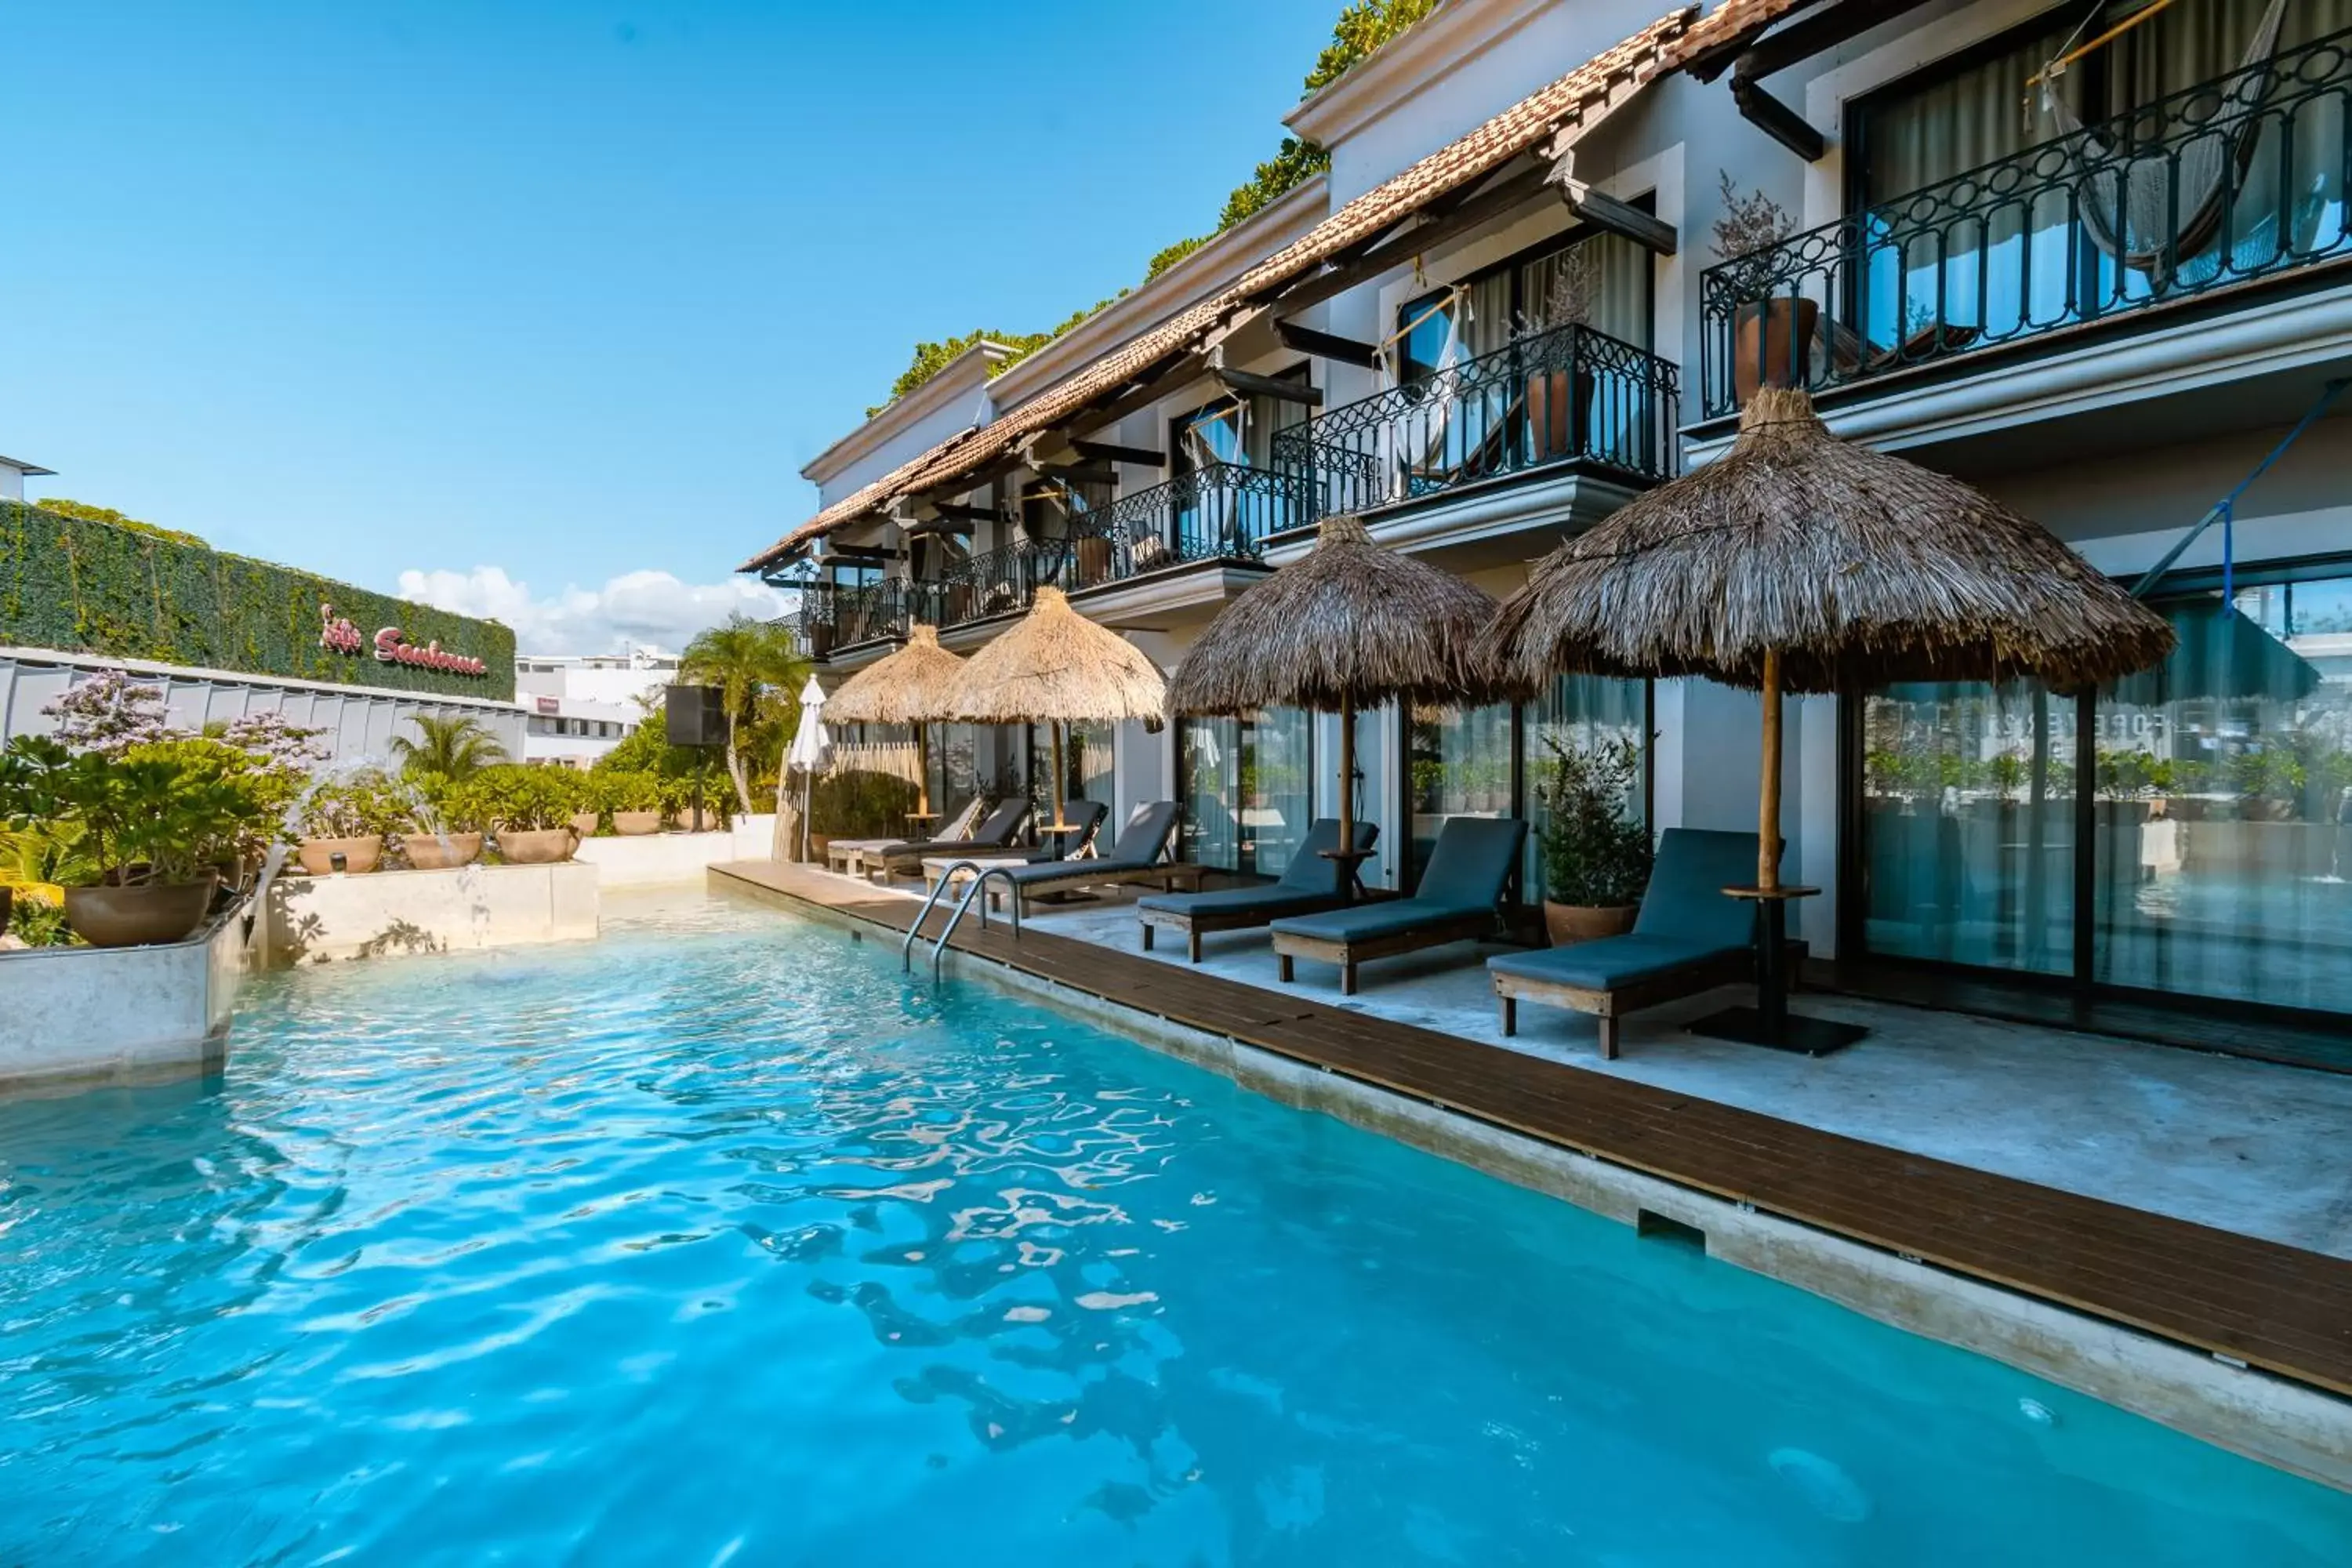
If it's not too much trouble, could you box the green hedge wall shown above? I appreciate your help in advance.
[0,499,516,702]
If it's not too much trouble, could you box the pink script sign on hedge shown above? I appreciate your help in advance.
[318,602,488,678]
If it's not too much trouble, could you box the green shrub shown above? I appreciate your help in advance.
[456,765,582,833]
[0,734,281,886]
[590,770,666,815]
[1530,735,1652,908]
[301,771,416,840]
[808,769,920,840]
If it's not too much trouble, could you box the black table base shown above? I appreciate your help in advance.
[1687,885,1867,1057]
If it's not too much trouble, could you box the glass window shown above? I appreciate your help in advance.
[1859,681,2078,975]
[1519,674,1650,896]
[2092,575,2352,1014]
[1180,710,1312,877]
[1029,720,1115,829]
[1406,702,1515,895]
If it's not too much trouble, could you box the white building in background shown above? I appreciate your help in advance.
[0,453,56,502]
[514,647,680,768]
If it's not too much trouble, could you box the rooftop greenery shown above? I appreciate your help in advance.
[866,0,1439,419]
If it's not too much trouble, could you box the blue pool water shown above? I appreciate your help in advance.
[3,896,2347,1565]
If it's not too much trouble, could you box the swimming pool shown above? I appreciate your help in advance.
[2,895,2346,1564]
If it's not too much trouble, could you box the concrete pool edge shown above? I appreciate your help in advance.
[711,869,2352,1492]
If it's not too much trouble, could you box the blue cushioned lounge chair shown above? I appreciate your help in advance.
[985,800,1185,914]
[872,797,1032,877]
[1488,828,1761,1058]
[1134,818,1379,963]
[917,799,1111,895]
[1268,815,1526,995]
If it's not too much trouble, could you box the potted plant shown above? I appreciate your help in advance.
[1713,173,1808,408]
[0,736,269,947]
[468,765,582,864]
[406,774,486,869]
[1514,245,1599,462]
[1530,734,1654,946]
[598,771,666,835]
[297,773,403,873]
[130,735,304,893]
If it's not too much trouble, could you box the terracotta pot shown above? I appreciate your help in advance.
[570,811,601,840]
[403,831,484,870]
[63,880,216,949]
[1732,297,1819,407]
[498,826,577,864]
[809,833,833,858]
[1543,901,1639,947]
[613,811,662,836]
[1524,368,1595,463]
[1074,534,1114,586]
[297,835,384,876]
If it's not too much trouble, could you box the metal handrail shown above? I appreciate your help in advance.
[900,859,1026,980]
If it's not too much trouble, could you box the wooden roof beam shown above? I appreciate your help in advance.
[1732,74,1826,162]
[1274,319,1381,368]
[1071,438,1167,468]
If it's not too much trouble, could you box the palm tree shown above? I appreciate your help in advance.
[389,713,509,782]
[680,614,809,813]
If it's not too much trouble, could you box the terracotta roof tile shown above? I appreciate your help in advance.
[745,5,1707,573]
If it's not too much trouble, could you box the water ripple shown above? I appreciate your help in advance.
[0,895,2346,1566]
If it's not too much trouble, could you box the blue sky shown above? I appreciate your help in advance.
[3,1,1335,649]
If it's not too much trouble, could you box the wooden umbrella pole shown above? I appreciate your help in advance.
[1337,695,1356,897]
[1049,719,1069,833]
[915,722,931,817]
[1758,647,1783,893]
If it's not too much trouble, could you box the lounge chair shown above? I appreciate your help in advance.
[1134,818,1378,962]
[919,799,1110,894]
[826,797,981,877]
[976,801,1186,916]
[1488,828,1764,1058]
[869,797,1031,879]
[1268,815,1526,995]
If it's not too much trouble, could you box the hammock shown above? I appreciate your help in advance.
[2040,0,2291,279]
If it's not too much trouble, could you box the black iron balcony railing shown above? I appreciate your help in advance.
[791,583,835,643]
[1062,462,1296,592]
[1699,27,2352,417]
[1271,321,1681,517]
[827,579,916,650]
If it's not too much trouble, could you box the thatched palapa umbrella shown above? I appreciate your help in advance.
[1483,387,2175,1051]
[950,586,1167,832]
[1167,513,1501,897]
[821,623,964,820]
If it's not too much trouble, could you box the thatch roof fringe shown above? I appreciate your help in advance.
[1479,388,2178,695]
[822,622,967,724]
[1167,514,1504,715]
[949,586,1168,724]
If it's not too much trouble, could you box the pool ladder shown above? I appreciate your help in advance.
[901,860,1025,980]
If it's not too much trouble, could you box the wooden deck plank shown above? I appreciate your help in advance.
[713,861,2352,1397]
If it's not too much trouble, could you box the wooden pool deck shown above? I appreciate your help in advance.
[710,859,2352,1402]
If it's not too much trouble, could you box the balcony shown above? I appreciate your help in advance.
[1272,322,1682,520]
[922,463,1290,632]
[799,464,1291,652]
[1698,28,2352,419]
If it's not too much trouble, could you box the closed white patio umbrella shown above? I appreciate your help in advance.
[782,673,832,862]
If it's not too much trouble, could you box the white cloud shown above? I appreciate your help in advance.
[396,565,789,656]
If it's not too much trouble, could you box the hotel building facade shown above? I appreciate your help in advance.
[746,0,2352,1066]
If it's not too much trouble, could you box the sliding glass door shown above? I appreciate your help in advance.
[2092,577,2352,1015]
[1180,710,1312,877]
[1849,559,2352,1027]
